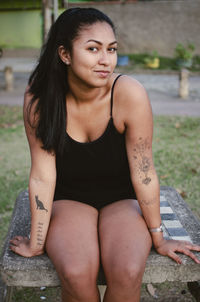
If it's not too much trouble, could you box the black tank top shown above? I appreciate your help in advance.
[54,74,137,209]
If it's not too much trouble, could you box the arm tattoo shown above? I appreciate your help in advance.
[37,222,44,247]
[34,196,48,247]
[139,156,152,185]
[35,195,48,213]
[133,137,153,185]
[139,198,157,206]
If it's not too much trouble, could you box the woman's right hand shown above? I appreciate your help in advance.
[10,236,44,258]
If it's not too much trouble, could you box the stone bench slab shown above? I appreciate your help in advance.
[0,186,200,288]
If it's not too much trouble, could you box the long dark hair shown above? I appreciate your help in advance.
[27,7,115,155]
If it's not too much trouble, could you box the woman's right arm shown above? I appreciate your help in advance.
[10,89,56,257]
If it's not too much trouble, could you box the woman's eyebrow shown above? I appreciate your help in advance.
[85,39,117,45]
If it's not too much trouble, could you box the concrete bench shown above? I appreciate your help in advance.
[0,186,200,302]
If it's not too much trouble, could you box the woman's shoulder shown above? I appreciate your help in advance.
[23,85,39,128]
[112,73,150,112]
[23,85,37,112]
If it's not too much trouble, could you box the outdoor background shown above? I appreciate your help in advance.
[0,0,200,301]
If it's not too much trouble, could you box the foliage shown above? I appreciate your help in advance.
[143,50,159,64]
[174,43,195,61]
[116,52,200,72]
[192,54,200,70]
[0,0,65,10]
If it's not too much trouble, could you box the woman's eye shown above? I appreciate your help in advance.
[108,47,117,53]
[88,47,98,52]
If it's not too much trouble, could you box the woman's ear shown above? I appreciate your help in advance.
[58,45,71,65]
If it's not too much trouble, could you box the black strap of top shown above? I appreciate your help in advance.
[110,74,123,117]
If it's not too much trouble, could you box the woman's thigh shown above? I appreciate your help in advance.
[98,199,152,284]
[45,200,100,283]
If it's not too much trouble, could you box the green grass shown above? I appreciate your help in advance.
[13,287,61,302]
[0,106,29,250]
[153,116,200,217]
[12,282,196,302]
[0,105,23,127]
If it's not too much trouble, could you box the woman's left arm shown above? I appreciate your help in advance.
[123,77,200,264]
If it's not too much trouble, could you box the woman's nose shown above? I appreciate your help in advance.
[98,51,109,65]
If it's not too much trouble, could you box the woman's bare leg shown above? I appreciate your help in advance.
[99,199,152,302]
[45,200,101,302]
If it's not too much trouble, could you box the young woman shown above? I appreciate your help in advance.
[10,7,200,302]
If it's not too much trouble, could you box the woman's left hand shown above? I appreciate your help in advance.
[10,235,44,257]
[155,238,200,264]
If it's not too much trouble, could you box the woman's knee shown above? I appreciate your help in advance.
[61,262,97,282]
[59,262,98,296]
[108,238,151,289]
[107,261,146,289]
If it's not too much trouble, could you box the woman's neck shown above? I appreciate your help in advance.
[67,70,111,105]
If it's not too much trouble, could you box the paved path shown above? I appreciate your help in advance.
[134,73,200,116]
[0,57,200,116]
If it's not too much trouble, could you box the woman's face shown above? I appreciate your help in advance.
[65,22,118,87]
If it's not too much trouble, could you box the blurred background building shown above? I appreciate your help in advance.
[0,0,199,57]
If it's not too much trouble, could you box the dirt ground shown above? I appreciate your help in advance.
[9,282,196,302]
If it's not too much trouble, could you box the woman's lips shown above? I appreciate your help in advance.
[95,71,110,78]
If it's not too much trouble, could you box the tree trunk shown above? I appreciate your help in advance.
[53,0,59,22]
[42,0,52,42]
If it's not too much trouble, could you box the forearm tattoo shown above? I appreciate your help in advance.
[35,195,47,247]
[139,198,157,206]
[133,137,154,185]
[37,222,44,247]
[35,195,48,212]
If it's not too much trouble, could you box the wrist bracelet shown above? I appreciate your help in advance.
[149,224,163,233]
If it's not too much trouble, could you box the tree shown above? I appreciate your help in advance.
[42,0,52,42]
